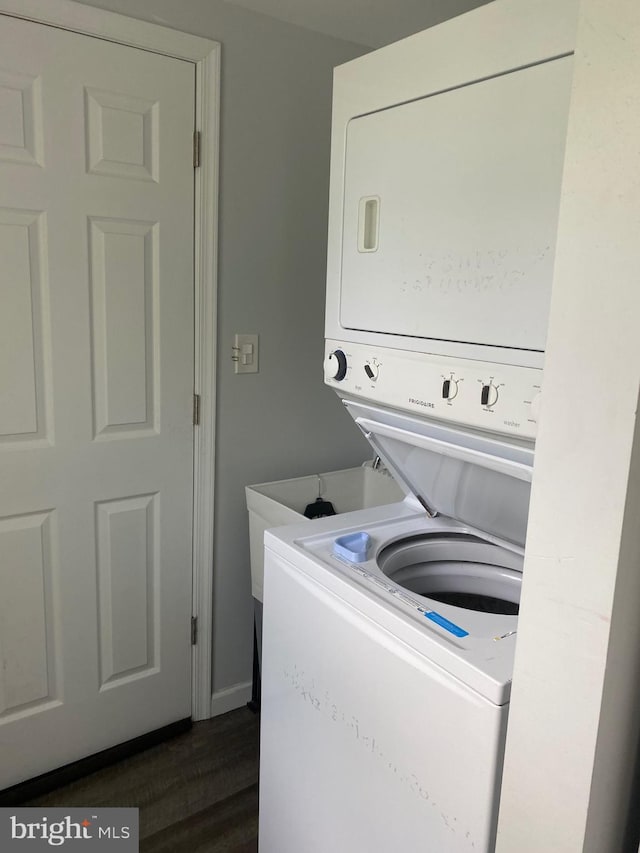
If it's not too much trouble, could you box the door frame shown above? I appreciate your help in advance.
[0,0,220,721]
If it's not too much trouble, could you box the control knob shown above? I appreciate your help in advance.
[324,349,348,382]
[364,361,379,381]
[481,382,499,407]
[442,377,459,401]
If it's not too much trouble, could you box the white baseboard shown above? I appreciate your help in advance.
[210,681,252,717]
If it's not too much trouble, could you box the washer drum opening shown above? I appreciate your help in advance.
[377,533,523,615]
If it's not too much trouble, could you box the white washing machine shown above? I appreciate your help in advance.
[258,389,538,853]
[259,399,532,852]
[259,1,576,851]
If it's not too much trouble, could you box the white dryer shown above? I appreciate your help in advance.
[259,1,577,851]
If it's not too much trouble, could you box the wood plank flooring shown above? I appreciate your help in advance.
[26,708,260,853]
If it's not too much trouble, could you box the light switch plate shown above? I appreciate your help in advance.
[233,333,259,374]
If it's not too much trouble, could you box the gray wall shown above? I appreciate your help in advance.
[76,0,370,699]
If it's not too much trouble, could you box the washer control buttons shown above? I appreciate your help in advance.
[324,349,348,381]
[481,383,499,407]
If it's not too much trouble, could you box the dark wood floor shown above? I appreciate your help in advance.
[26,708,260,853]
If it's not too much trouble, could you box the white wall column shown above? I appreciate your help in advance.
[497,1,640,850]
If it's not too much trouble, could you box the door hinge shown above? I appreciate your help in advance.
[191,616,198,646]
[193,393,200,426]
[193,130,201,168]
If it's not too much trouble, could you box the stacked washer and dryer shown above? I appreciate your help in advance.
[259,1,577,851]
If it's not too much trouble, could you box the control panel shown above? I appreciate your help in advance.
[324,339,542,440]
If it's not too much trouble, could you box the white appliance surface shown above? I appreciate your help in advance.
[264,502,521,706]
[260,3,575,851]
[260,401,531,852]
[324,0,577,369]
[337,400,534,546]
[324,340,543,441]
[339,56,573,354]
[260,503,516,853]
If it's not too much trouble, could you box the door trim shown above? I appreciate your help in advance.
[0,0,220,721]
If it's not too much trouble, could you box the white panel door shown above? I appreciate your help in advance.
[0,15,195,789]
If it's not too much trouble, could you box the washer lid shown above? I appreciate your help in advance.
[343,399,534,548]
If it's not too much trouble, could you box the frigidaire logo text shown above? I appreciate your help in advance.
[10,815,131,846]
[408,397,434,409]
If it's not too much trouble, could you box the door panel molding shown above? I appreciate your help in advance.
[0,0,220,721]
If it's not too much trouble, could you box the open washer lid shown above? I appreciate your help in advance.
[343,399,534,548]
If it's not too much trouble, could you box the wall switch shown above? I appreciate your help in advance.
[233,333,259,374]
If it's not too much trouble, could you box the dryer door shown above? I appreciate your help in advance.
[340,55,573,352]
[344,400,534,547]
